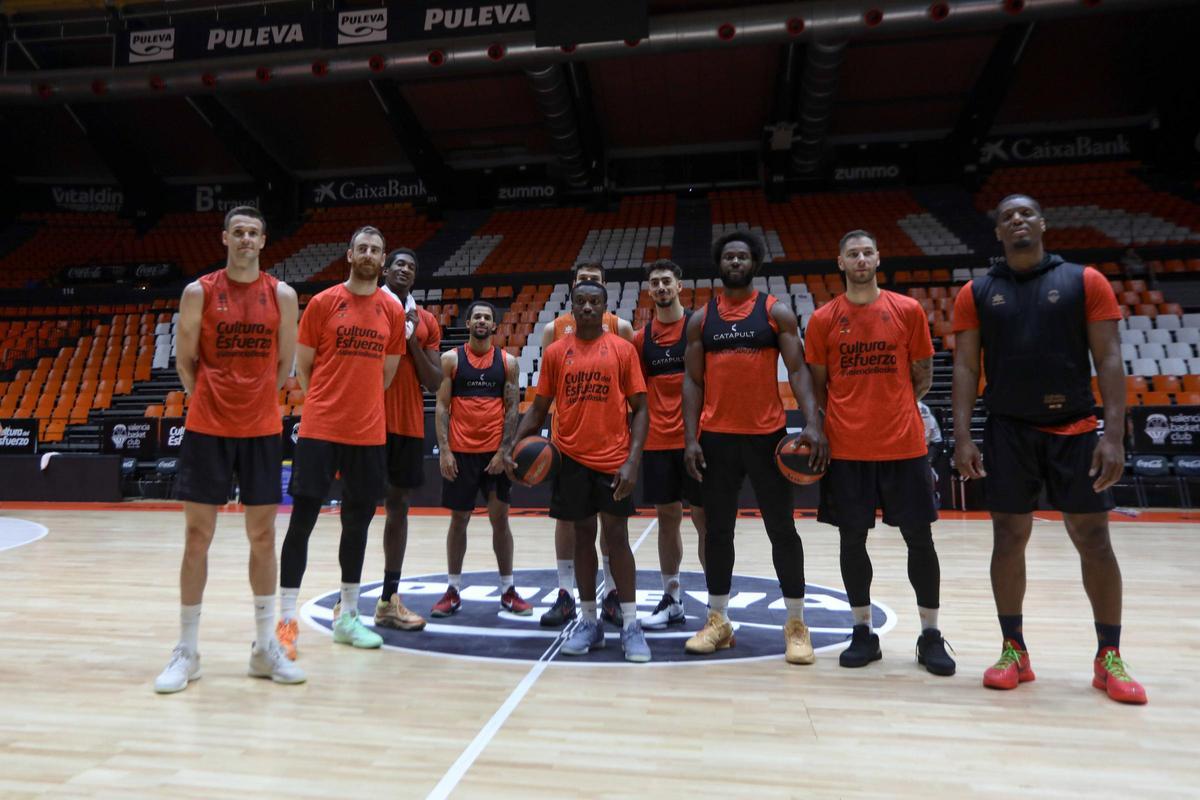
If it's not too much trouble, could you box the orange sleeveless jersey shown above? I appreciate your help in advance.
[700,292,786,434]
[633,316,688,451]
[385,306,441,438]
[297,284,406,446]
[185,269,282,438]
[449,346,506,453]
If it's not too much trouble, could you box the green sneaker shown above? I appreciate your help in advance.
[332,606,383,649]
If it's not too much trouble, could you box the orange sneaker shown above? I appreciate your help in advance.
[1093,647,1148,705]
[275,618,299,661]
[982,639,1035,690]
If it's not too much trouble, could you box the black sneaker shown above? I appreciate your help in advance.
[600,589,623,626]
[539,589,577,627]
[916,628,956,676]
[839,624,882,668]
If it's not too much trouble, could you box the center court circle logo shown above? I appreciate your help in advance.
[301,569,896,665]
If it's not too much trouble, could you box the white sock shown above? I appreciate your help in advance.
[708,594,730,622]
[581,601,598,622]
[253,595,273,649]
[601,557,615,592]
[179,603,201,653]
[449,574,462,590]
[556,559,575,591]
[499,574,513,593]
[339,583,360,617]
[784,597,806,623]
[279,587,299,621]
[662,573,681,602]
[918,606,939,632]
[852,605,872,630]
[621,602,638,630]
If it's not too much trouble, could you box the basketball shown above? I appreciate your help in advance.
[512,436,560,486]
[775,433,825,485]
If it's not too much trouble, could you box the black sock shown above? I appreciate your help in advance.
[383,570,401,601]
[998,614,1026,650]
[1095,622,1121,655]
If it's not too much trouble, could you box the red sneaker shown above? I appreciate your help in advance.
[500,586,533,616]
[430,586,461,618]
[1093,647,1148,705]
[982,639,1036,690]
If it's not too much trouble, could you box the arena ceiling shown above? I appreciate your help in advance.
[0,0,1196,191]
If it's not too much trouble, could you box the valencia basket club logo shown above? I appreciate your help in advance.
[302,569,895,665]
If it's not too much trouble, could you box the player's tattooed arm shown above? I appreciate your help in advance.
[910,357,933,401]
[490,353,521,475]
[436,350,457,480]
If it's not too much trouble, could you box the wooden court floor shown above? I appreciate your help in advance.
[0,504,1197,799]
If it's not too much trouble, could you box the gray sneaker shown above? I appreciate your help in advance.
[641,595,686,630]
[560,619,605,656]
[621,622,652,663]
[248,640,307,685]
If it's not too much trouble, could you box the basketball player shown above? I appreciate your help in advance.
[509,280,652,662]
[539,262,635,628]
[682,231,827,664]
[275,226,406,659]
[375,248,443,632]
[632,259,707,629]
[806,230,954,675]
[429,301,532,617]
[155,206,304,693]
[953,194,1146,704]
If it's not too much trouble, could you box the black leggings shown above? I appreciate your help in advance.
[700,430,804,598]
[280,495,378,588]
[838,523,940,609]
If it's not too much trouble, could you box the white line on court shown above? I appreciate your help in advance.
[426,517,659,800]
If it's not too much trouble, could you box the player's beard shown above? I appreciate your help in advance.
[721,268,754,288]
[351,259,381,282]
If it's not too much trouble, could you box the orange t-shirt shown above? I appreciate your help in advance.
[536,331,647,473]
[186,269,282,438]
[450,346,506,453]
[699,292,786,435]
[805,291,934,460]
[385,305,441,438]
[297,284,406,446]
[633,315,688,451]
[953,266,1121,435]
[551,311,623,341]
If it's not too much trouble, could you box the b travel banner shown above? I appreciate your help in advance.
[0,419,38,454]
[1130,406,1200,455]
[119,12,324,66]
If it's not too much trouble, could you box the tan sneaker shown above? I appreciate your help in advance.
[684,611,735,654]
[374,593,426,631]
[784,618,815,665]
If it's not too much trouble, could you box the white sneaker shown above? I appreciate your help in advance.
[248,640,307,685]
[641,595,686,630]
[154,645,201,694]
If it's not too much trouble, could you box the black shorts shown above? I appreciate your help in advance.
[386,433,425,489]
[983,415,1114,514]
[817,455,938,530]
[288,437,386,505]
[549,453,636,521]
[442,451,512,511]
[641,448,704,507]
[176,430,282,506]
